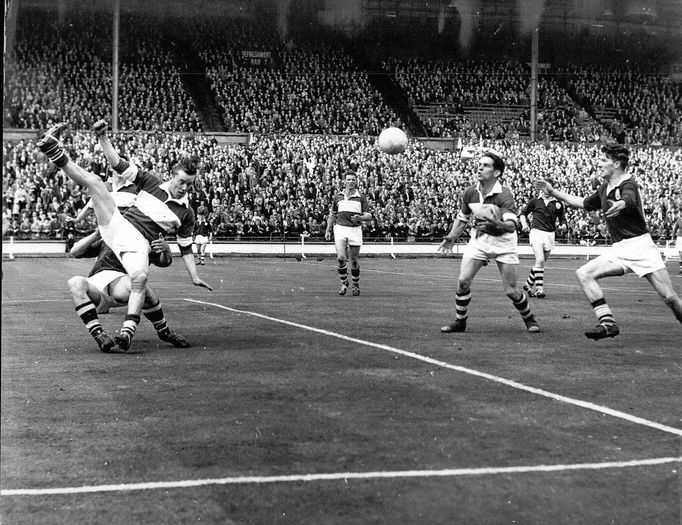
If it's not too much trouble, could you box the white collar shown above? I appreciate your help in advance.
[159,181,190,206]
[476,180,503,198]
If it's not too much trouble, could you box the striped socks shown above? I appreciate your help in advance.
[591,298,616,326]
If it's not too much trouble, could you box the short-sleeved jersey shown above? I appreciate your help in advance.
[330,190,370,227]
[457,180,517,237]
[116,161,196,254]
[583,176,648,243]
[521,196,566,232]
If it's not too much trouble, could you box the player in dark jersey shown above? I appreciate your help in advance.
[438,149,540,333]
[37,122,212,352]
[535,144,682,340]
[68,231,190,352]
[519,178,567,298]
[325,171,371,296]
[193,213,213,265]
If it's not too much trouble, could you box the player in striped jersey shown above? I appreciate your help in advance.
[519,178,567,298]
[438,149,540,333]
[325,170,371,296]
[37,122,211,352]
[535,144,682,340]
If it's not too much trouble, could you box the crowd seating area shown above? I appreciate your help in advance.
[565,65,682,146]
[3,131,680,247]
[4,8,680,147]
[3,9,202,133]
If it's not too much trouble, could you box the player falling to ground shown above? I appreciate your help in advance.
[325,170,372,296]
[37,122,212,352]
[534,144,682,340]
[671,212,682,274]
[519,177,567,298]
[438,149,540,333]
[69,230,191,352]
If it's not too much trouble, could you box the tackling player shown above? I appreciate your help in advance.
[69,230,190,352]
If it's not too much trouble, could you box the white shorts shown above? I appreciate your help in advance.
[598,233,665,277]
[333,224,363,247]
[99,208,150,261]
[463,231,519,265]
[87,270,127,312]
[195,234,209,245]
[677,236,682,250]
[529,228,556,252]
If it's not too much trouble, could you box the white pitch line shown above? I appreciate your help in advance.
[185,298,682,437]
[2,457,679,496]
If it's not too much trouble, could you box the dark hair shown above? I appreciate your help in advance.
[174,155,200,176]
[482,150,505,175]
[601,144,630,169]
[344,169,357,178]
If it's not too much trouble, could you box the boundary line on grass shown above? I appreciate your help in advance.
[184,298,682,437]
[2,457,679,496]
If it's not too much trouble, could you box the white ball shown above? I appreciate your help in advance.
[378,127,408,155]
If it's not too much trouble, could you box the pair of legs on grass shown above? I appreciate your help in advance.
[441,254,540,334]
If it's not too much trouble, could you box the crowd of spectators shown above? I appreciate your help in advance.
[4,8,680,147]
[3,8,202,133]
[565,65,682,146]
[3,131,680,249]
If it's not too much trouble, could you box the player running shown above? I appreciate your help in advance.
[535,144,682,340]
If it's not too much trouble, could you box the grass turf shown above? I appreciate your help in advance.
[2,256,681,524]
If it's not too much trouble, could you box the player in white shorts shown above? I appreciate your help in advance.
[325,171,371,296]
[535,144,682,340]
[438,149,540,333]
[68,230,190,352]
[519,179,567,298]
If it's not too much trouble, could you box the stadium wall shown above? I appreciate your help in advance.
[3,239,679,261]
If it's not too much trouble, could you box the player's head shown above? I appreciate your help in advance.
[600,144,630,170]
[169,155,199,199]
[343,170,358,189]
[478,149,505,180]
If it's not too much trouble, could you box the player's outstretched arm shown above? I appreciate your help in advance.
[438,219,467,253]
[93,119,124,169]
[534,179,585,209]
[180,251,213,290]
[70,230,101,258]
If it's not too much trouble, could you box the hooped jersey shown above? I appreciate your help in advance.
[115,160,196,254]
[583,176,648,243]
[330,190,370,227]
[457,181,517,237]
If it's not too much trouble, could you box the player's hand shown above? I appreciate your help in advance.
[438,236,456,254]
[604,199,626,218]
[533,178,552,193]
[349,214,363,225]
[151,233,170,253]
[192,277,213,291]
[521,225,530,233]
[92,119,108,137]
[325,230,332,241]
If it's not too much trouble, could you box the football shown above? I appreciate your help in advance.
[378,127,408,155]
[468,203,503,222]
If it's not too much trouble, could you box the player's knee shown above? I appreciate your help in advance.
[575,267,589,283]
[129,270,148,291]
[67,275,88,294]
[337,256,347,265]
[457,278,471,292]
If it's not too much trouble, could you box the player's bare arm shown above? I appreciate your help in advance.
[438,219,467,253]
[534,179,585,209]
